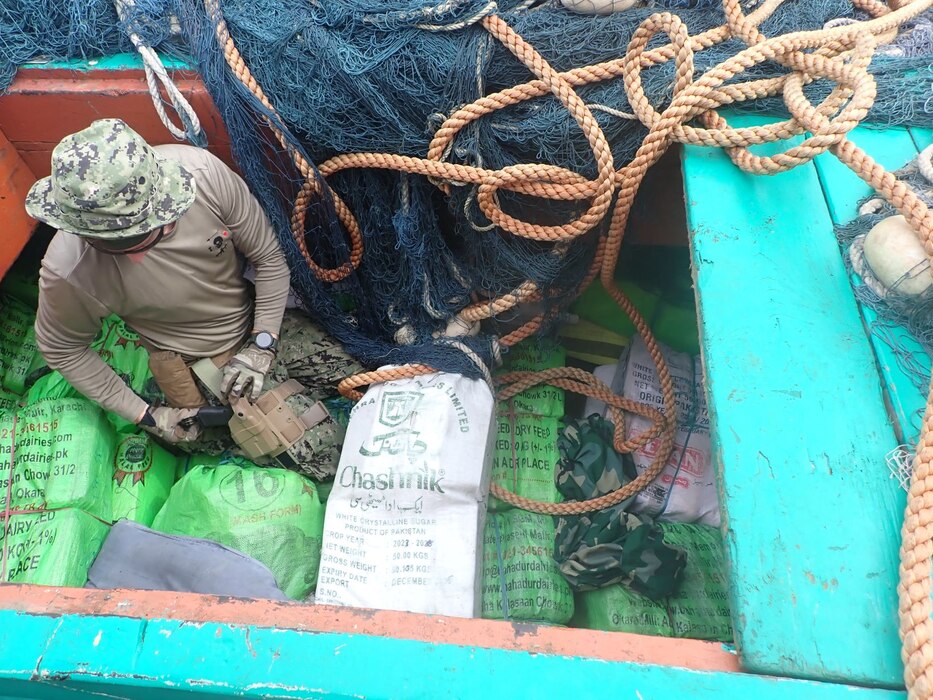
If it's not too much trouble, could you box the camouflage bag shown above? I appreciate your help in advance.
[186,309,362,481]
[553,415,686,600]
[572,523,733,642]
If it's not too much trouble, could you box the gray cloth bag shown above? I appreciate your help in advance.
[86,519,289,601]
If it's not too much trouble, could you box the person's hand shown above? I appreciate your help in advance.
[220,345,275,401]
[140,406,202,444]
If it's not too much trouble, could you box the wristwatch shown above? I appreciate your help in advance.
[251,330,278,354]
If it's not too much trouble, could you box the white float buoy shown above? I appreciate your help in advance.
[432,315,481,339]
[559,0,638,16]
[862,215,933,296]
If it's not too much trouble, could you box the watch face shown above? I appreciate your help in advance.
[255,331,275,349]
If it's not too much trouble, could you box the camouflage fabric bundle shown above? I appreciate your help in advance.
[482,510,573,624]
[572,523,733,642]
[553,415,686,600]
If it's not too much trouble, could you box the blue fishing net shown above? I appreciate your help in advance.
[836,154,933,442]
[1,0,931,376]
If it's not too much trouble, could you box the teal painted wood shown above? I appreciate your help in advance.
[682,115,905,688]
[20,53,190,71]
[812,127,927,444]
[909,128,933,152]
[0,611,909,699]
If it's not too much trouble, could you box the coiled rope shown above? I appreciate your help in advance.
[114,0,205,145]
[202,1,933,691]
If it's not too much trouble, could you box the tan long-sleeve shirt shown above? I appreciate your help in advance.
[34,145,291,423]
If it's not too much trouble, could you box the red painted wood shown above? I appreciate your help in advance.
[0,70,232,177]
[0,126,37,278]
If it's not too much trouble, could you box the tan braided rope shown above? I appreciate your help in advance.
[491,367,674,513]
[203,0,363,282]
[204,1,933,689]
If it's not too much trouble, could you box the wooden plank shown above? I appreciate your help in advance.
[0,610,908,699]
[683,115,905,687]
[908,128,932,152]
[813,127,927,445]
[0,66,232,177]
[0,584,741,674]
[0,126,36,279]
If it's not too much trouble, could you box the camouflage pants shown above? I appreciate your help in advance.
[177,309,363,480]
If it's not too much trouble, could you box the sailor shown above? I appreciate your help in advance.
[24,118,360,479]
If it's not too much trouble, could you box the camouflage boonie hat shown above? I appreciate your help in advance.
[24,118,196,239]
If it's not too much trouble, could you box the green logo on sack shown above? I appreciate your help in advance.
[113,436,152,486]
[219,469,284,511]
[378,391,422,427]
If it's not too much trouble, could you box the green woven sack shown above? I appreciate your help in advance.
[571,523,733,642]
[175,453,226,481]
[153,459,325,600]
[489,414,562,512]
[0,399,116,587]
[0,399,115,521]
[26,320,160,434]
[112,433,178,527]
[482,510,573,624]
[1,509,110,586]
[498,339,565,418]
[0,389,20,413]
[0,295,43,395]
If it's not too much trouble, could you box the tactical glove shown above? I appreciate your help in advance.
[221,344,275,401]
[140,406,202,444]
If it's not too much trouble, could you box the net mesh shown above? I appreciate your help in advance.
[1,0,932,375]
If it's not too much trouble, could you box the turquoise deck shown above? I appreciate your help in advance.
[683,117,927,688]
[0,610,906,699]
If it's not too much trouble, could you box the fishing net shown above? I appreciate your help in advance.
[837,148,933,441]
[1,1,931,378]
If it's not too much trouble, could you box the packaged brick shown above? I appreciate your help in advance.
[482,510,573,624]
[317,370,495,617]
[615,337,719,526]
[112,433,178,527]
[153,459,325,600]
